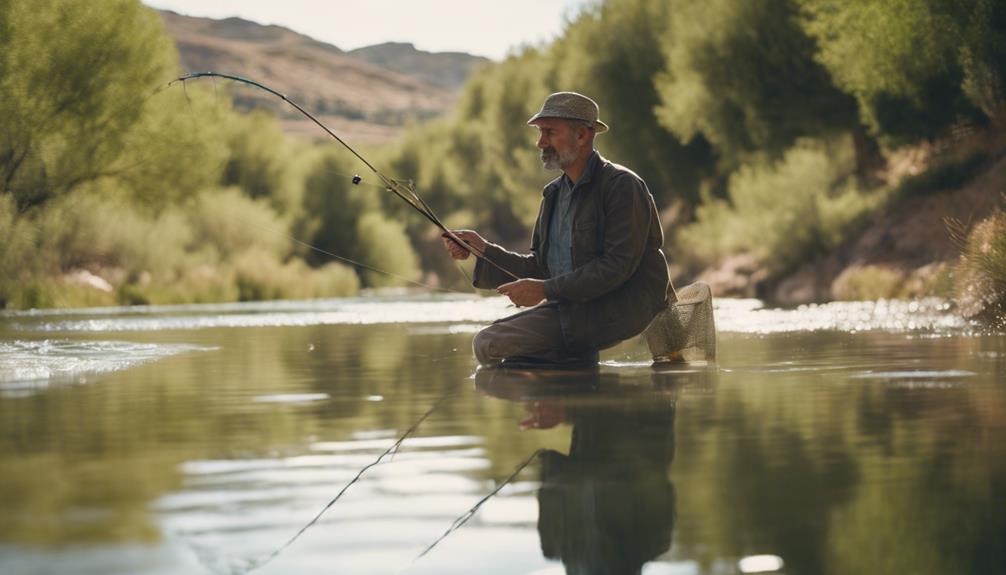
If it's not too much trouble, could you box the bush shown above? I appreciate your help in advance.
[955,210,1006,328]
[354,212,421,288]
[187,188,291,262]
[831,265,907,300]
[675,140,878,276]
[0,194,39,307]
[232,248,359,301]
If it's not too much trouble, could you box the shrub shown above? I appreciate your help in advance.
[831,265,906,301]
[675,140,878,276]
[0,195,39,307]
[233,248,359,301]
[187,188,291,262]
[354,212,421,288]
[955,210,1006,328]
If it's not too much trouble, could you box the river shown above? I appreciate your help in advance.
[1,294,1003,575]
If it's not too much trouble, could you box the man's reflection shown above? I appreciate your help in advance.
[476,367,706,575]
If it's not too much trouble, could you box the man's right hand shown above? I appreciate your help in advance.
[441,229,486,260]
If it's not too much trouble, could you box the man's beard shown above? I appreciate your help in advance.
[540,144,578,171]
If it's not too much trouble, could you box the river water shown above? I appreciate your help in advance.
[0,295,1003,575]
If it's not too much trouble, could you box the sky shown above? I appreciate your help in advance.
[142,0,594,60]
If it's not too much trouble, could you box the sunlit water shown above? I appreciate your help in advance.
[0,295,1003,575]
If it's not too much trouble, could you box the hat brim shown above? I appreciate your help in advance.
[527,114,608,134]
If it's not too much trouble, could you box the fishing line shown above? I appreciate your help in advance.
[170,72,520,281]
[235,389,461,573]
[113,76,480,295]
[403,448,545,568]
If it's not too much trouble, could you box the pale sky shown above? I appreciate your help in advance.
[143,0,594,60]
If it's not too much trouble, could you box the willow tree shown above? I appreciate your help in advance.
[553,0,715,205]
[655,0,864,175]
[0,0,178,210]
[798,0,991,145]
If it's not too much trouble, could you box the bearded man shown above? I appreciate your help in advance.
[443,92,672,368]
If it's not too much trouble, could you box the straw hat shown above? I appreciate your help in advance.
[527,92,609,134]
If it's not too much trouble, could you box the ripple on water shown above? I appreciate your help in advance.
[848,369,977,389]
[0,339,212,393]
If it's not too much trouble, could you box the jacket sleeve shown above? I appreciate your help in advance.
[471,207,550,289]
[472,241,548,289]
[542,173,651,303]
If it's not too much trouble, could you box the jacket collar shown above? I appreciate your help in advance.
[542,150,602,196]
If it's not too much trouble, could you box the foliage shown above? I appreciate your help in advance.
[954,210,1006,328]
[798,0,988,144]
[222,110,307,216]
[675,140,877,276]
[556,0,714,203]
[656,0,858,169]
[831,265,906,301]
[297,147,379,266]
[188,188,291,263]
[958,0,1006,125]
[354,212,422,288]
[0,0,176,210]
[3,0,1005,309]
[0,1,378,308]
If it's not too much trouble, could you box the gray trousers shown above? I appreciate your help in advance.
[473,303,570,366]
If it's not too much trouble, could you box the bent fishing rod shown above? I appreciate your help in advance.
[169,72,518,281]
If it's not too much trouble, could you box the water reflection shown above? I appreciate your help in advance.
[476,367,716,575]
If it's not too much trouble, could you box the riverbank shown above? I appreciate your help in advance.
[692,132,1006,307]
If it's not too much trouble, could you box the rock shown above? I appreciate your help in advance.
[772,258,844,305]
[66,270,113,293]
[697,254,768,298]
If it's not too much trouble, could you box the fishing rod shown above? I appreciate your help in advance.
[169,72,519,281]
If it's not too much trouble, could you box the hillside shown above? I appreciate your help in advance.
[158,11,489,143]
[349,42,487,91]
[697,134,1006,305]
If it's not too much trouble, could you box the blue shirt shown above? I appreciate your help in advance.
[546,151,598,278]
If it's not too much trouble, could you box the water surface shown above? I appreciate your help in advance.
[1,295,1003,575]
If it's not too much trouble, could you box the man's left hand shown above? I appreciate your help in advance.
[497,279,546,307]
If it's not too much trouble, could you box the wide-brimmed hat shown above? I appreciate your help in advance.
[527,92,609,134]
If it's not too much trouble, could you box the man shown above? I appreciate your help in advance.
[443,92,672,367]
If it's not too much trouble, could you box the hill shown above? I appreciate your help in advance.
[158,10,489,143]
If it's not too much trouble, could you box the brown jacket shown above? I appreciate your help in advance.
[474,153,672,353]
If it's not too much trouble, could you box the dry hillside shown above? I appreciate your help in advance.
[159,11,488,143]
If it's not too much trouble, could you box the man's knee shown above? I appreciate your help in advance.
[472,328,498,365]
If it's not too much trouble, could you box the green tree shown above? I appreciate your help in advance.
[355,212,421,287]
[798,0,986,145]
[222,110,306,216]
[655,0,861,172]
[0,0,176,210]
[556,0,715,204]
[297,147,379,268]
[959,0,1006,126]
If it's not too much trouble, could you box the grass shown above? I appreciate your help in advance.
[954,210,1006,329]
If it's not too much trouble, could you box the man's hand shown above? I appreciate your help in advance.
[441,229,486,261]
[498,278,546,307]
[520,400,566,430]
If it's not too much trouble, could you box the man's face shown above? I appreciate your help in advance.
[533,118,581,171]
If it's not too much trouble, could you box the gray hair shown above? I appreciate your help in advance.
[565,119,596,139]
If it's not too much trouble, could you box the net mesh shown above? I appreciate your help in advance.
[643,282,716,363]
